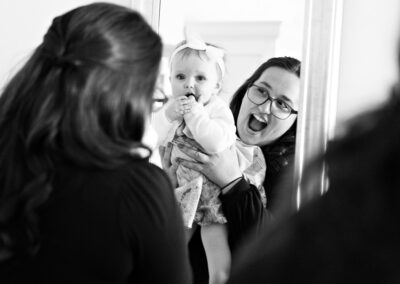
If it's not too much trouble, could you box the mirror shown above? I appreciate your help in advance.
[157,0,305,104]
[151,0,319,211]
[140,0,344,208]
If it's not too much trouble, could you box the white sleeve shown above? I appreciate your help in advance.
[151,107,175,147]
[183,98,236,153]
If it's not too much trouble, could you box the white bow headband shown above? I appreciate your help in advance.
[169,32,225,78]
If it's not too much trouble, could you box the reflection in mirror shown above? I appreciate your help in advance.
[154,0,306,211]
[158,0,305,103]
[152,2,307,282]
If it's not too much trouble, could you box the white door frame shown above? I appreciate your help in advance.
[130,0,161,33]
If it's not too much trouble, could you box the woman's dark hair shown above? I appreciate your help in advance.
[230,56,301,125]
[0,3,162,260]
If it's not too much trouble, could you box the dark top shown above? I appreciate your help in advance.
[227,93,400,283]
[189,124,296,284]
[227,170,400,283]
[4,159,191,284]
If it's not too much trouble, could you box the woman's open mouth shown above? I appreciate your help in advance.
[248,114,268,131]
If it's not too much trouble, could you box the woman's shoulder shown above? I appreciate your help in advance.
[262,124,296,157]
[55,158,172,199]
[115,159,172,193]
[120,158,168,176]
[115,159,177,212]
[261,128,296,175]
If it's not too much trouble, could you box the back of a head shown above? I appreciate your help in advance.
[0,2,161,262]
[1,2,162,167]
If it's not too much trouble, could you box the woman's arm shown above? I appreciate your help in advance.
[219,179,270,250]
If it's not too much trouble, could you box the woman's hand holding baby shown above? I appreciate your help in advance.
[173,143,243,189]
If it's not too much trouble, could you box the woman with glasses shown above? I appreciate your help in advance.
[227,80,400,283]
[161,56,300,283]
[230,57,300,214]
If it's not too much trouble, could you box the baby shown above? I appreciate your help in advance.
[154,35,266,284]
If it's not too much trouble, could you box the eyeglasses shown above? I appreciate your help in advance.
[152,87,169,112]
[246,84,298,120]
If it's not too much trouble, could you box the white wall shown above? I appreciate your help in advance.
[0,0,305,92]
[159,0,305,60]
[0,0,131,91]
[336,0,400,130]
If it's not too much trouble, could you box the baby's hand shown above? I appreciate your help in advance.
[183,95,197,113]
[165,96,195,121]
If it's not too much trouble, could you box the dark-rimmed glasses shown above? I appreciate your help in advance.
[246,84,298,120]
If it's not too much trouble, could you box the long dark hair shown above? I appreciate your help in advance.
[0,3,162,260]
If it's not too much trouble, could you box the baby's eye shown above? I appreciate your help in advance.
[176,74,185,80]
[196,75,206,81]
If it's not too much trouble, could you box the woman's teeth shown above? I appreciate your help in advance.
[254,114,267,123]
[248,114,268,131]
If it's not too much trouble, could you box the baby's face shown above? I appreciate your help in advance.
[170,54,221,104]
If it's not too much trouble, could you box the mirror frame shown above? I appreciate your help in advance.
[132,0,344,210]
[130,0,161,32]
[293,0,343,209]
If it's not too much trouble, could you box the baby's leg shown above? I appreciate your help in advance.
[201,223,231,284]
